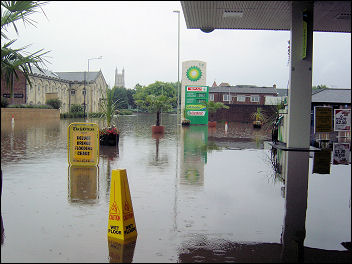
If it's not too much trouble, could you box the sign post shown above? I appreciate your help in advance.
[181,60,207,125]
[67,122,99,166]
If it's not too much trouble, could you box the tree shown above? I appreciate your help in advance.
[312,84,328,90]
[136,94,175,126]
[133,81,177,109]
[203,101,229,122]
[111,86,129,109]
[1,1,50,104]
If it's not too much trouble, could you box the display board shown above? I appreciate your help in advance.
[185,85,209,125]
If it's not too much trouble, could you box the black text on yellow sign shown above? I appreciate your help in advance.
[67,122,99,166]
[107,169,137,242]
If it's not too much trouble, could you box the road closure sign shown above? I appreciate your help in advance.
[68,122,99,166]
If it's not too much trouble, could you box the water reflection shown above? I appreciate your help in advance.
[1,115,350,262]
[180,126,208,186]
[107,237,136,263]
[177,147,351,262]
[68,166,99,204]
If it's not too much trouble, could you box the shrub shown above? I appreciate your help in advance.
[1,97,9,108]
[70,104,84,113]
[7,104,53,109]
[88,112,104,118]
[117,109,133,115]
[46,98,62,109]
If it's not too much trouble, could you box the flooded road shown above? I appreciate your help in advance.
[1,113,351,262]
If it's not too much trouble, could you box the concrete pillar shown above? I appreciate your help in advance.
[280,151,309,262]
[287,1,314,148]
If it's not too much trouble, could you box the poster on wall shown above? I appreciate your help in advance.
[332,143,350,165]
[314,106,333,133]
[334,109,351,132]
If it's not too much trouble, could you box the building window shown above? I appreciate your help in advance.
[237,95,246,102]
[209,94,214,101]
[82,90,86,95]
[223,94,230,101]
[250,95,259,102]
[70,90,76,95]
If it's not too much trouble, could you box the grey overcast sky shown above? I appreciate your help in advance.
[5,1,351,89]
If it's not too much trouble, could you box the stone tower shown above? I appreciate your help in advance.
[114,67,125,88]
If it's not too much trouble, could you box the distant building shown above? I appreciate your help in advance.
[114,67,125,88]
[1,67,107,113]
[209,84,278,105]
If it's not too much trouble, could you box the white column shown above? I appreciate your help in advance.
[280,150,309,262]
[287,1,314,148]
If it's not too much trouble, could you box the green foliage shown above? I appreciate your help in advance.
[1,97,9,108]
[250,107,265,122]
[70,104,84,113]
[133,81,177,109]
[312,84,328,90]
[46,98,61,109]
[8,103,53,109]
[88,112,104,118]
[117,109,133,115]
[1,1,50,104]
[203,101,229,121]
[60,112,85,118]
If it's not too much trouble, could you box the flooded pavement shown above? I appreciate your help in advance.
[1,113,351,262]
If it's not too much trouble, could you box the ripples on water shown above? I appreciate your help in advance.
[1,113,350,262]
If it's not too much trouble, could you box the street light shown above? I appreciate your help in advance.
[88,56,102,72]
[84,56,102,120]
[173,10,180,123]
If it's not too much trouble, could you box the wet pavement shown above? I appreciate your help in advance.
[1,113,351,262]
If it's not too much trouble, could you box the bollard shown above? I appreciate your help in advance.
[107,169,137,243]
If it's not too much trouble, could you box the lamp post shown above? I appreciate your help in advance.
[173,10,180,123]
[85,56,102,118]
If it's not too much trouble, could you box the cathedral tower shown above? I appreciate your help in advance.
[114,67,125,88]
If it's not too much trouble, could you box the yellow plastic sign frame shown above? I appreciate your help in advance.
[67,122,99,166]
[107,169,137,243]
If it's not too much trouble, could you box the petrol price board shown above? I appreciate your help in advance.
[67,122,99,166]
[185,85,209,125]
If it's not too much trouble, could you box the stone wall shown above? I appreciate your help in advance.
[1,108,60,122]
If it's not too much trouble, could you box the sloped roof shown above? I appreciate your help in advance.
[55,71,100,82]
[276,88,288,97]
[30,66,61,79]
[312,88,351,104]
[209,85,278,94]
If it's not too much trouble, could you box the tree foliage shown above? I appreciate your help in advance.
[1,1,50,103]
[133,81,177,110]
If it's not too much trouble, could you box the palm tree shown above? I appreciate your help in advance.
[1,1,49,104]
[204,101,229,122]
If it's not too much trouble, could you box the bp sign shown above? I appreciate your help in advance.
[185,85,208,125]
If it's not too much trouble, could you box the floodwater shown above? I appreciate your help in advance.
[1,113,351,263]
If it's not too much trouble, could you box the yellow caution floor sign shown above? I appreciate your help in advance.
[108,169,137,242]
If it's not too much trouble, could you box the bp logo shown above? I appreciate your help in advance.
[186,66,202,82]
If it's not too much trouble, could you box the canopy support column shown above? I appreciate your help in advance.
[287,1,314,149]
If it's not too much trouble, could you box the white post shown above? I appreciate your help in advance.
[287,1,314,149]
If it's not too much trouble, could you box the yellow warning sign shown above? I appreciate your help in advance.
[67,122,99,166]
[107,169,137,242]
